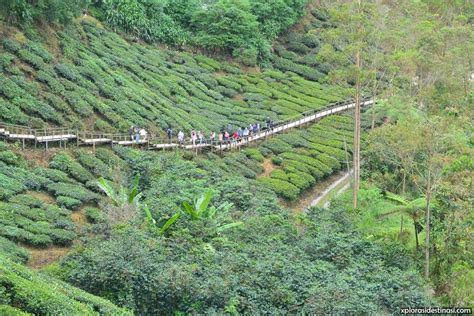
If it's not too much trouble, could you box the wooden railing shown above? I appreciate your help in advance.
[0,98,373,150]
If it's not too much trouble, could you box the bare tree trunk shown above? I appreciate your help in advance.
[414,220,419,252]
[424,168,432,279]
[371,78,377,130]
[352,50,361,209]
[402,171,406,194]
[399,215,404,239]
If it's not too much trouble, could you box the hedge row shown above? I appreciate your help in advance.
[0,255,130,315]
[257,115,354,200]
[0,21,349,135]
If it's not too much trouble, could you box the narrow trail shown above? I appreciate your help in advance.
[307,169,352,209]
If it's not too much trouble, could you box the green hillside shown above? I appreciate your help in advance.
[0,255,130,315]
[0,17,348,135]
[0,0,472,314]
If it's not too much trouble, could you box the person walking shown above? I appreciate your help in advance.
[129,126,135,141]
[232,130,239,144]
[209,131,215,144]
[166,127,173,144]
[243,127,249,140]
[139,127,147,142]
[224,131,230,143]
[266,116,272,130]
[191,130,197,146]
[198,130,204,145]
[218,131,223,146]
[178,130,184,146]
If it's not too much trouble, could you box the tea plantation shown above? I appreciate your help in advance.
[257,114,353,200]
[0,18,349,135]
[0,0,466,312]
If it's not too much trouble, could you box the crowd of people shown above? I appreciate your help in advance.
[128,117,275,147]
[128,126,147,143]
[170,117,274,147]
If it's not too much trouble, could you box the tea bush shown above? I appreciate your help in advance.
[0,255,129,314]
[49,152,94,184]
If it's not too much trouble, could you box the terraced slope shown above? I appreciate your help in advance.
[0,18,349,136]
[0,255,130,315]
[257,115,353,200]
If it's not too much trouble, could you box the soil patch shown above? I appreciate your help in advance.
[71,208,88,226]
[23,244,71,270]
[258,158,277,178]
[27,191,56,204]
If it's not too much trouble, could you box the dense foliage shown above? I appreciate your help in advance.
[94,0,308,64]
[0,0,88,25]
[60,204,429,314]
[0,0,471,313]
[0,255,129,315]
[0,20,347,134]
[258,115,352,200]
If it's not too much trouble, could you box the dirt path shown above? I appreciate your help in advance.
[308,170,352,208]
[285,171,346,212]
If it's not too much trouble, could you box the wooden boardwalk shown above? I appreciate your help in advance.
[0,99,373,151]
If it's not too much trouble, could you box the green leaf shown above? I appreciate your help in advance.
[143,204,156,225]
[128,174,140,203]
[182,201,199,219]
[216,221,243,233]
[97,177,118,205]
[159,212,181,235]
[197,189,213,217]
[385,191,409,206]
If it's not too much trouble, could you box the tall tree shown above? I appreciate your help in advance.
[317,0,379,208]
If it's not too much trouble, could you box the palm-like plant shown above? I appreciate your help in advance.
[181,189,243,232]
[97,175,142,208]
[378,191,436,252]
[143,204,181,235]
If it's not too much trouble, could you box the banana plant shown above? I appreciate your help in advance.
[143,204,180,235]
[181,189,243,233]
[97,175,142,208]
[379,191,437,252]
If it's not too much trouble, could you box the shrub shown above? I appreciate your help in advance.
[25,42,53,63]
[33,167,76,184]
[55,63,79,81]
[48,229,76,246]
[46,183,100,203]
[56,196,81,210]
[317,153,341,170]
[49,152,94,184]
[0,174,26,200]
[287,171,315,190]
[17,49,45,70]
[243,148,264,162]
[0,236,29,264]
[0,256,129,315]
[84,207,102,223]
[271,156,283,165]
[257,177,299,200]
[74,149,111,179]
[2,39,22,53]
[261,138,292,155]
[0,151,23,166]
[270,169,289,181]
[8,194,43,208]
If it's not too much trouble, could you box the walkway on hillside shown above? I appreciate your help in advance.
[0,99,373,151]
